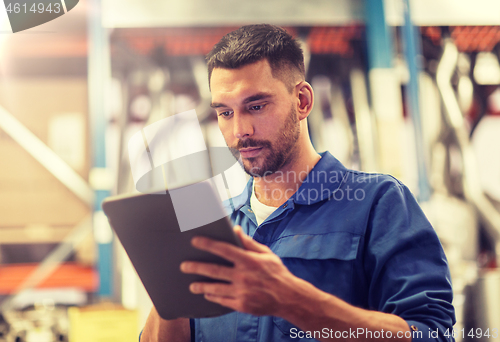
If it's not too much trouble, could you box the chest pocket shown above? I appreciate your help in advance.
[272,232,361,338]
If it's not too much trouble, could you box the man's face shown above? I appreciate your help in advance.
[210,59,300,177]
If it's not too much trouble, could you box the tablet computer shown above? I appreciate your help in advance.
[102,181,242,320]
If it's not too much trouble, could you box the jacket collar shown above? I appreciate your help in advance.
[290,151,347,205]
[226,151,348,210]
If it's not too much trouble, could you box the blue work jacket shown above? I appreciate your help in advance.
[192,152,455,342]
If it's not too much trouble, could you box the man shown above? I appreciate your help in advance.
[141,24,455,342]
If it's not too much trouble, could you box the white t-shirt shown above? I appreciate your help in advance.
[250,183,279,226]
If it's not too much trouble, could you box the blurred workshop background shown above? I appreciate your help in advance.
[0,0,499,341]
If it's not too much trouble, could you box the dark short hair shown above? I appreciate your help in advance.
[206,24,305,91]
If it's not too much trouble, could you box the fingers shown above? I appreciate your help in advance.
[188,282,233,296]
[189,283,239,311]
[203,294,239,310]
[190,226,270,263]
[233,226,269,253]
[180,261,233,281]
[190,235,247,263]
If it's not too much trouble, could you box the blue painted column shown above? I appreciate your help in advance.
[365,0,428,199]
[401,0,431,202]
[365,0,393,69]
[87,0,113,298]
[364,0,405,179]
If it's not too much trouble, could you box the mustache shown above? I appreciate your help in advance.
[231,138,272,150]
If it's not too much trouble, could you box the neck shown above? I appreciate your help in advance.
[253,138,320,207]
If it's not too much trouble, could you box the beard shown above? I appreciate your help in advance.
[228,104,300,177]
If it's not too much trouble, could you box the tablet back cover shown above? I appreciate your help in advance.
[102,187,239,320]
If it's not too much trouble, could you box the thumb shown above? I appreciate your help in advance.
[233,225,269,253]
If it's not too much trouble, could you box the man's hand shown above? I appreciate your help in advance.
[180,226,297,317]
[180,226,412,342]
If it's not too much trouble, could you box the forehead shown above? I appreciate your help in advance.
[210,60,288,104]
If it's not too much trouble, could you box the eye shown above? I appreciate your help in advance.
[218,110,233,117]
[249,104,266,111]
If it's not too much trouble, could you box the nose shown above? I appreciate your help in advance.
[233,112,254,139]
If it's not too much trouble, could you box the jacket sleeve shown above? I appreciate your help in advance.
[363,179,456,342]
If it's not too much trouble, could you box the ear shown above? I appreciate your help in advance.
[296,81,314,121]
